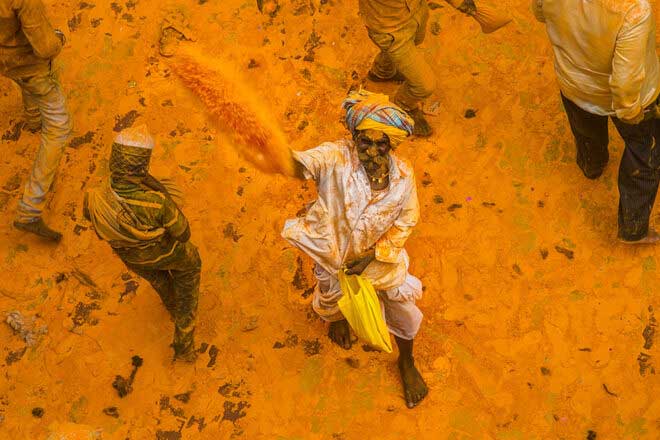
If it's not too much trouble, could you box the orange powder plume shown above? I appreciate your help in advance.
[168,46,295,176]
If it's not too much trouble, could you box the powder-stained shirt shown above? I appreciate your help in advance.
[359,0,424,32]
[0,0,62,78]
[86,179,189,265]
[282,140,420,288]
[532,0,660,120]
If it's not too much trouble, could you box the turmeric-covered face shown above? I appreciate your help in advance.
[355,129,391,176]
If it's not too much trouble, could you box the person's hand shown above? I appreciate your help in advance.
[141,174,170,196]
[647,103,660,121]
[54,29,66,46]
[622,108,645,125]
[291,149,307,180]
[345,250,376,275]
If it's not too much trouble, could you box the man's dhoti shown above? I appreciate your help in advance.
[312,252,423,340]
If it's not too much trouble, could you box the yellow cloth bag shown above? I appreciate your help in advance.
[338,270,393,353]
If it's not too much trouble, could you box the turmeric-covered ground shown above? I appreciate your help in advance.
[1,0,660,438]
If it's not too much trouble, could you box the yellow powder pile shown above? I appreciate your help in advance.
[169,46,294,176]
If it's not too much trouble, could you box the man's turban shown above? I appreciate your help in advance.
[342,90,414,145]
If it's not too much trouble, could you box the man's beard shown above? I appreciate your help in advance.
[360,154,389,177]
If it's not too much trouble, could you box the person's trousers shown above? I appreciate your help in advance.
[8,68,72,222]
[367,4,437,111]
[121,241,202,354]
[561,94,660,240]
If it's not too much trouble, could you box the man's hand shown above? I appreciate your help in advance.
[54,29,66,46]
[621,108,645,125]
[345,250,376,275]
[171,224,191,243]
[648,103,660,121]
[141,174,170,196]
[291,149,307,180]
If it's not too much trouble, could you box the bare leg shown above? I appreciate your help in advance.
[395,336,428,408]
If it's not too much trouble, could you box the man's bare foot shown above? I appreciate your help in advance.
[619,228,660,244]
[328,319,352,350]
[398,357,428,408]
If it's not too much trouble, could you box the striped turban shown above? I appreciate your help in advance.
[342,89,414,146]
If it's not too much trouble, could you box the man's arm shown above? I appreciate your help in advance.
[289,143,343,182]
[290,150,307,180]
[374,180,420,264]
[16,0,62,59]
[161,198,191,242]
[610,5,654,123]
[531,0,545,23]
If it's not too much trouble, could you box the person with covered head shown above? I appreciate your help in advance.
[282,90,427,408]
[83,125,201,362]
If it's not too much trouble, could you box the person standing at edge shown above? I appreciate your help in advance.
[1,0,72,242]
[533,0,660,243]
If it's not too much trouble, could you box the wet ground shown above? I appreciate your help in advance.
[1,0,660,438]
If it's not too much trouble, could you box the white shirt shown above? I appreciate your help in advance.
[532,0,660,120]
[281,140,420,279]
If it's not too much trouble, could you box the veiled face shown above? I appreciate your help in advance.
[355,129,391,175]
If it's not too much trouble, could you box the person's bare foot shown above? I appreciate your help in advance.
[398,357,428,408]
[328,319,352,350]
[619,228,660,245]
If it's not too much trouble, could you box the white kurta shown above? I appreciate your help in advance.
[282,140,423,339]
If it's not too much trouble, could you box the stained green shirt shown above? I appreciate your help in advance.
[87,177,190,266]
[110,177,189,240]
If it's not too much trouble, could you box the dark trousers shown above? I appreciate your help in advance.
[120,241,201,354]
[561,94,660,241]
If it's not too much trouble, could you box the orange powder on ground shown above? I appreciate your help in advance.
[169,46,295,176]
